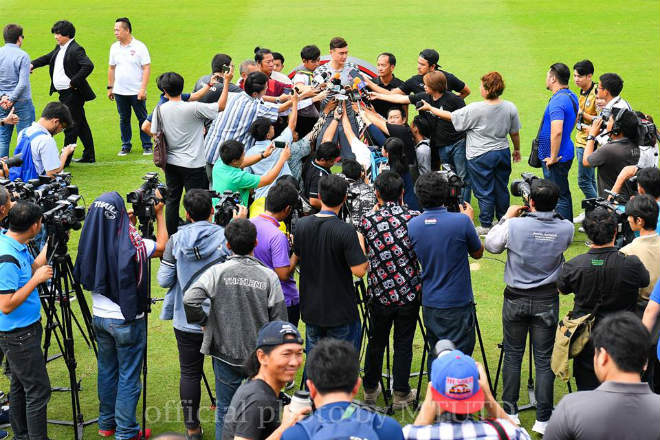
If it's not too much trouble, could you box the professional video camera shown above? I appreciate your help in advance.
[209,190,240,227]
[0,177,36,201]
[126,172,167,221]
[0,153,23,170]
[582,192,632,248]
[33,173,80,212]
[42,195,85,234]
[437,164,464,212]
[510,172,541,207]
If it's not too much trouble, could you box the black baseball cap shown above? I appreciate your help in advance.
[419,49,440,68]
[256,321,303,349]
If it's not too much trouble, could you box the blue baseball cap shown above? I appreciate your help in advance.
[256,321,303,349]
[430,349,485,414]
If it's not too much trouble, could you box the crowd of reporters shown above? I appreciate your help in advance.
[0,16,660,440]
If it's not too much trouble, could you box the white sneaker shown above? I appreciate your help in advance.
[573,212,585,224]
[578,226,585,233]
[508,413,521,425]
[532,420,548,435]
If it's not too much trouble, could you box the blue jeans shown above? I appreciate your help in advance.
[501,295,559,422]
[305,320,362,356]
[467,149,512,227]
[439,138,471,203]
[542,160,573,221]
[114,94,152,151]
[576,147,597,200]
[0,99,35,157]
[93,316,146,440]
[423,303,475,374]
[212,358,246,440]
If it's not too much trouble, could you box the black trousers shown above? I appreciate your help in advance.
[287,304,300,328]
[363,302,419,393]
[174,329,205,430]
[58,89,95,160]
[164,163,209,235]
[0,321,51,440]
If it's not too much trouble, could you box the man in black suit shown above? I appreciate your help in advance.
[32,20,96,163]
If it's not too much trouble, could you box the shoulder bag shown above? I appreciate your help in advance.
[153,105,168,169]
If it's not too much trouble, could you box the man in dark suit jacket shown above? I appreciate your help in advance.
[32,20,96,163]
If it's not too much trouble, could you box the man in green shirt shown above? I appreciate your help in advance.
[212,139,291,206]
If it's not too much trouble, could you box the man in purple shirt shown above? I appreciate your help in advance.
[250,180,300,325]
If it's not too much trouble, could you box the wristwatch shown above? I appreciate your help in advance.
[260,152,265,159]
[275,98,281,104]
[586,135,596,141]
[107,86,113,90]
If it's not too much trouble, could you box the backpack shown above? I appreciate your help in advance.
[8,130,46,182]
[298,404,381,440]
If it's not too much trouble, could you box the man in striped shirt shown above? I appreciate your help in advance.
[203,71,293,183]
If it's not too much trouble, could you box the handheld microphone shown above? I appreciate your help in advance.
[331,73,341,86]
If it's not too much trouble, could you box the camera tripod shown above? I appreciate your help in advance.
[32,227,97,440]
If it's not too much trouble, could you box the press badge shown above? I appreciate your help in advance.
[425,218,437,225]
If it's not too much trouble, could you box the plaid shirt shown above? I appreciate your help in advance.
[204,91,279,164]
[403,419,531,440]
[359,202,421,306]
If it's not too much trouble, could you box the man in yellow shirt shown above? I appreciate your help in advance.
[573,60,599,222]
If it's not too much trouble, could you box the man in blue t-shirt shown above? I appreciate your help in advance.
[0,201,53,439]
[537,63,578,221]
[408,172,484,361]
[282,338,403,440]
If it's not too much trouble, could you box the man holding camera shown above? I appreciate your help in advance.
[408,172,483,359]
[359,171,421,409]
[572,60,599,207]
[558,207,649,391]
[150,69,232,235]
[2,102,76,181]
[74,191,168,439]
[582,108,640,200]
[594,73,631,145]
[484,178,573,435]
[0,201,52,440]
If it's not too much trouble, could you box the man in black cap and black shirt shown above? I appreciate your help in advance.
[363,49,470,98]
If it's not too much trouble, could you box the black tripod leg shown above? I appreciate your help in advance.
[201,370,216,408]
[141,259,151,436]
[65,257,97,356]
[493,343,504,399]
[414,314,428,410]
[473,304,493,392]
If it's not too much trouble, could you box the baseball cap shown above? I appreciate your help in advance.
[419,49,440,68]
[429,349,485,414]
[256,321,303,349]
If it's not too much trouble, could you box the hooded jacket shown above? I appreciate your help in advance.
[73,192,147,321]
[157,220,229,333]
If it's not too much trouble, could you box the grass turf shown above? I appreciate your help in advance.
[1,0,659,437]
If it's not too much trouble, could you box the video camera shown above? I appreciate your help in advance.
[437,164,464,212]
[33,173,80,212]
[42,195,85,234]
[0,153,23,170]
[510,172,541,207]
[126,172,168,221]
[582,192,632,248]
[209,190,240,227]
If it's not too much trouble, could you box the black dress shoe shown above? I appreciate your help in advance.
[73,157,95,163]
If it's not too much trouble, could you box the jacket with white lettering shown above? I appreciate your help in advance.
[183,254,287,365]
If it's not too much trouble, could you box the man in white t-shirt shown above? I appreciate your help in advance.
[107,17,152,157]
[151,69,231,235]
[1,102,76,179]
[74,191,168,440]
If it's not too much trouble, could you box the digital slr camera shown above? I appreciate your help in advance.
[126,172,168,220]
[209,190,240,227]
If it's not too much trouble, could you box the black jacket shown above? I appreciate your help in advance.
[31,40,95,101]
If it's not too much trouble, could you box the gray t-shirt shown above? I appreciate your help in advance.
[545,381,660,440]
[151,101,219,168]
[451,100,521,160]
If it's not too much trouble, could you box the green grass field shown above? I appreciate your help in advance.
[1,0,659,438]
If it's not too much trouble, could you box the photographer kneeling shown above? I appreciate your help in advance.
[484,178,573,435]
[0,202,53,440]
[74,191,168,439]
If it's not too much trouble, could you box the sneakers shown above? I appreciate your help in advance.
[475,226,491,237]
[573,212,586,224]
[142,148,153,156]
[392,389,417,410]
[117,148,130,156]
[578,226,585,233]
[363,383,381,405]
[532,420,548,435]
[508,412,521,425]
[98,428,115,437]
[128,428,151,440]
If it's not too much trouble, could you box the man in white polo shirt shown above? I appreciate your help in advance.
[107,17,152,156]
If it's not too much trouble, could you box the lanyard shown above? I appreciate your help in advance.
[318,210,337,216]
[258,214,280,228]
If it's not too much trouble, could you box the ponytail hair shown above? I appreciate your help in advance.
[243,346,277,378]
[383,137,408,177]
